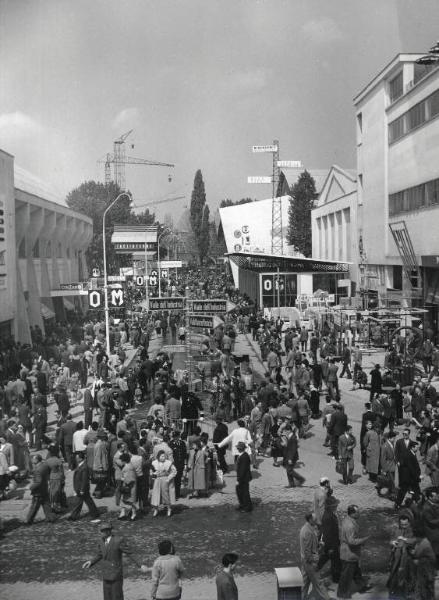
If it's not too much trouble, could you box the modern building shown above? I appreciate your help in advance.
[354,54,439,327]
[219,186,349,309]
[0,149,93,344]
[311,166,358,297]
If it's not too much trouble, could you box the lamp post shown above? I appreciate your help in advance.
[157,227,172,298]
[102,191,132,354]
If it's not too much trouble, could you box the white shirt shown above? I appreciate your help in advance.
[72,429,87,453]
[218,426,252,456]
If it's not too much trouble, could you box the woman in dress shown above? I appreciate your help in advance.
[151,449,177,517]
[270,417,284,467]
[187,439,208,499]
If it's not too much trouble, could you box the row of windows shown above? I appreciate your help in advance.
[388,88,439,143]
[389,177,439,216]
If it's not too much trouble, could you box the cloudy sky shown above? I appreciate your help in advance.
[1,0,439,220]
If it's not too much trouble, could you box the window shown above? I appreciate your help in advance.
[389,88,439,144]
[389,72,403,102]
[393,266,403,290]
[408,101,426,129]
[389,177,439,216]
[414,63,435,85]
[388,115,405,143]
[46,240,52,258]
[429,89,439,118]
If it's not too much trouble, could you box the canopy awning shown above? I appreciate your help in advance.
[41,303,55,319]
[226,251,350,274]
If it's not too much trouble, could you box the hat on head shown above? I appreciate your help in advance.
[320,476,330,485]
[236,441,247,451]
[99,521,112,532]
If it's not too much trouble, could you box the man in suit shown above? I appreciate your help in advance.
[68,451,100,521]
[83,383,94,430]
[338,424,356,484]
[300,512,331,600]
[235,441,253,512]
[328,404,347,459]
[213,417,229,474]
[395,440,421,508]
[283,424,305,487]
[83,522,148,600]
[59,414,77,470]
[380,431,397,496]
[26,454,56,525]
[216,552,239,600]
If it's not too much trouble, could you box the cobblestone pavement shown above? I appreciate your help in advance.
[0,332,433,599]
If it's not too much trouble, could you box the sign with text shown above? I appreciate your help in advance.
[159,260,183,269]
[114,242,157,253]
[191,299,227,314]
[108,275,126,282]
[252,145,278,153]
[149,297,184,311]
[188,314,215,330]
[277,160,303,168]
[247,176,272,184]
[60,282,83,291]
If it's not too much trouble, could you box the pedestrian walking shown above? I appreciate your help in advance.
[25,454,57,525]
[299,512,331,600]
[82,522,148,600]
[68,451,100,521]
[282,424,305,487]
[150,539,184,600]
[338,425,356,485]
[338,505,369,598]
[216,553,239,600]
[235,441,253,512]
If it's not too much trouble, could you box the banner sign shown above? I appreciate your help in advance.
[189,314,215,329]
[149,297,184,311]
[60,282,83,290]
[247,176,272,184]
[160,260,183,269]
[191,299,227,314]
[114,242,157,253]
[252,145,278,153]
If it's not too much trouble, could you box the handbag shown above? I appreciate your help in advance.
[335,458,345,475]
[92,469,107,483]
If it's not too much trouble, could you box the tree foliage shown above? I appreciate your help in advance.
[219,197,254,208]
[66,180,155,274]
[190,170,211,263]
[287,170,317,257]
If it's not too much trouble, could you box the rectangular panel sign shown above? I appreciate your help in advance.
[149,297,185,311]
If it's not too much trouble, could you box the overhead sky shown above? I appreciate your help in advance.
[1,0,439,221]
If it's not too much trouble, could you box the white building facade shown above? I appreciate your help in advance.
[354,55,439,327]
[0,149,93,344]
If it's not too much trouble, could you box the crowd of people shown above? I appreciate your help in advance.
[2,264,439,600]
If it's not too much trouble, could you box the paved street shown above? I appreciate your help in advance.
[0,332,413,599]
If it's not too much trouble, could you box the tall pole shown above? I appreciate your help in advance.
[158,228,171,298]
[144,230,149,311]
[102,191,132,354]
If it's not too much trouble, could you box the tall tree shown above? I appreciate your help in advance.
[287,170,317,257]
[66,180,155,273]
[190,169,209,263]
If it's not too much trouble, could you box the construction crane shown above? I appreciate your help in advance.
[133,195,186,210]
[99,130,174,190]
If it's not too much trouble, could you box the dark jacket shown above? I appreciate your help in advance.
[283,434,298,466]
[73,461,91,495]
[236,451,252,484]
[370,368,382,393]
[216,570,238,600]
[321,510,340,550]
[90,535,138,581]
[398,451,421,487]
[30,461,50,498]
[213,422,229,445]
[328,411,347,437]
[59,420,77,447]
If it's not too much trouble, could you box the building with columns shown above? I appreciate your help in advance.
[311,166,358,297]
[0,148,93,343]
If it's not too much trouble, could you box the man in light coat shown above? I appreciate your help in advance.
[299,512,331,600]
[338,505,369,598]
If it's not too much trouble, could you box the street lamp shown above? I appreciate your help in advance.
[102,191,132,354]
[157,227,172,297]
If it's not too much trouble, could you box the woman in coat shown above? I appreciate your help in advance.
[92,431,109,498]
[119,452,138,521]
[151,449,177,517]
[362,421,380,482]
[187,439,209,498]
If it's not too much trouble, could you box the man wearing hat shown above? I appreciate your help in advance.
[83,522,148,600]
[68,451,100,522]
[235,441,253,512]
[380,431,397,496]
